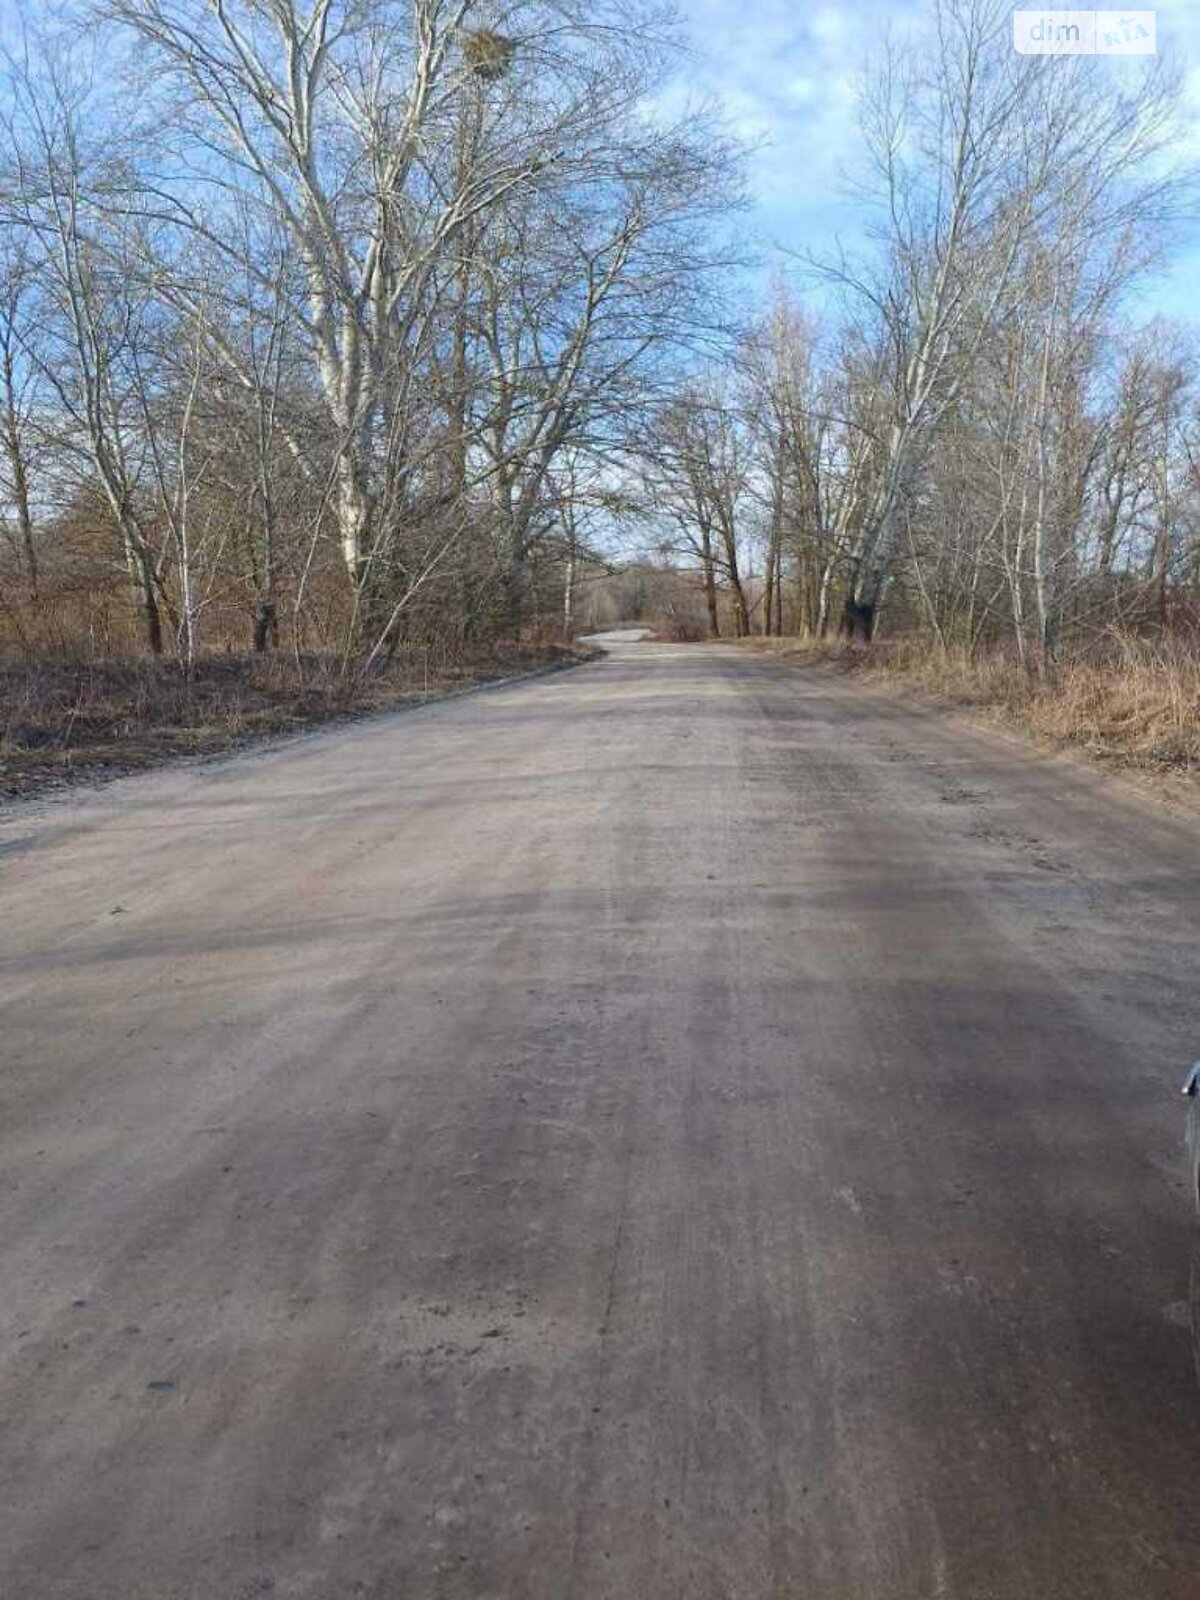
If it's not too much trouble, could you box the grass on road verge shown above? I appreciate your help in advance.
[739,633,1200,790]
[0,644,580,801]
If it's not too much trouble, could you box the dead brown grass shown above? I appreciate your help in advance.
[739,632,1200,780]
[0,643,580,800]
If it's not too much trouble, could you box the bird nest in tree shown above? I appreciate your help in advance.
[463,28,517,80]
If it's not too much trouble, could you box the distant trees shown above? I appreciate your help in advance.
[641,384,754,637]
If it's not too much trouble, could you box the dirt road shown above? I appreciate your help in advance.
[2,634,1199,1599]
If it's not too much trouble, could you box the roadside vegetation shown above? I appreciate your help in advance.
[0,642,580,797]
[1,0,1198,798]
[741,633,1200,780]
[0,0,738,795]
[621,3,1200,787]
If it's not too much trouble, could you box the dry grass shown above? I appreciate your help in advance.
[0,643,579,800]
[739,632,1200,780]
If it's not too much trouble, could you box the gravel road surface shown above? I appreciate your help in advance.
[2,633,1199,1599]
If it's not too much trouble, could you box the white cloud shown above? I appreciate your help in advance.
[672,0,1200,308]
[669,0,879,210]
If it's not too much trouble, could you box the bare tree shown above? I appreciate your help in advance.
[0,237,41,598]
[103,0,723,638]
[641,384,753,638]
[823,0,1177,638]
[1,45,172,651]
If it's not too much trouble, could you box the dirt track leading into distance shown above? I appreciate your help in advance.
[2,632,1199,1599]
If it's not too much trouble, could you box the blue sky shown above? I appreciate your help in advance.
[671,0,1200,321]
[3,0,1196,318]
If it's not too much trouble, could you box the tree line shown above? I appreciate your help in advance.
[0,0,738,666]
[2,0,1197,676]
[637,0,1199,667]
